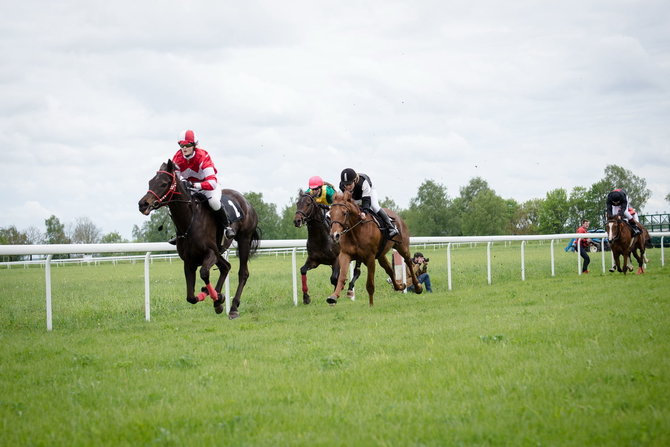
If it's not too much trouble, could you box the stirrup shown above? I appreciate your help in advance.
[388,227,399,237]
[224,227,236,239]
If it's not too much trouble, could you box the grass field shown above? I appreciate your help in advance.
[1,243,669,446]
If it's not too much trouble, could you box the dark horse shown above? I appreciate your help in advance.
[327,191,422,306]
[138,160,260,319]
[606,215,649,275]
[293,192,361,304]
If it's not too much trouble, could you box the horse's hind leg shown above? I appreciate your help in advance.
[377,255,405,292]
[393,243,423,294]
[229,236,252,319]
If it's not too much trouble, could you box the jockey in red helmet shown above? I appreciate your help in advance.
[306,175,336,206]
[171,129,235,242]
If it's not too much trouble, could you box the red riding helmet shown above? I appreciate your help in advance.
[178,129,198,146]
[309,176,324,189]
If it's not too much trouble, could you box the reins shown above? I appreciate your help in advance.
[329,202,371,235]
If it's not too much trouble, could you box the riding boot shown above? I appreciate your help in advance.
[628,219,641,236]
[377,208,398,237]
[214,207,236,239]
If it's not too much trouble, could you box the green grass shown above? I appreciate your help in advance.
[1,243,669,446]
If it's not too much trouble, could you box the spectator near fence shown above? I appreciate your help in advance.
[576,219,591,274]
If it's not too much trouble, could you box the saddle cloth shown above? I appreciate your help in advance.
[192,192,244,224]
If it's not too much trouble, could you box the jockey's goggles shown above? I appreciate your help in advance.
[179,142,195,148]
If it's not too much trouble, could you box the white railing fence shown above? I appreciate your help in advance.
[1,233,668,331]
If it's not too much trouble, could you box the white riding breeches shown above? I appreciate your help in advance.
[201,184,222,211]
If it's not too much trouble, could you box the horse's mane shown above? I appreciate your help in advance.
[332,191,359,212]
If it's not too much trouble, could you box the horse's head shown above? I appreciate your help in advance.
[294,191,319,228]
[606,214,623,242]
[138,160,185,215]
[329,191,360,243]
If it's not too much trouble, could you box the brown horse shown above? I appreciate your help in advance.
[293,192,361,304]
[606,215,648,275]
[138,160,260,319]
[327,191,422,306]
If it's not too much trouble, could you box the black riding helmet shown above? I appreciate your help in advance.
[340,168,358,185]
[610,189,626,205]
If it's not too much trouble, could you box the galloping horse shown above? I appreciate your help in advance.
[293,192,361,304]
[138,160,260,319]
[606,215,648,275]
[327,191,422,306]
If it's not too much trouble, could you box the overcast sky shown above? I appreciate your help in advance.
[2,0,669,239]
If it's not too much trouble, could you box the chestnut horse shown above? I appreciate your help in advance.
[293,192,361,304]
[327,191,422,306]
[138,160,260,319]
[606,215,648,275]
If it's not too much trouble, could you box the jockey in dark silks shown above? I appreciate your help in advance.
[606,188,641,236]
[338,168,398,237]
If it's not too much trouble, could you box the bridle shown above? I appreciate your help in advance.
[145,169,196,240]
[329,202,368,235]
[295,193,325,224]
[145,170,188,209]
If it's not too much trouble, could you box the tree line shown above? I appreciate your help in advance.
[1,165,664,261]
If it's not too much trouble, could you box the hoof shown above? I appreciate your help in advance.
[303,293,311,305]
[214,297,225,314]
[326,296,338,306]
[414,285,423,295]
[228,310,240,320]
[346,290,355,299]
[186,296,198,304]
[636,268,644,275]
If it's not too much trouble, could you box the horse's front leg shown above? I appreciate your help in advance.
[327,253,351,305]
[212,254,232,314]
[197,251,220,303]
[300,258,319,305]
[346,261,361,299]
[183,261,199,304]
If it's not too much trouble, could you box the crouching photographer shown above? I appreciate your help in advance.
[406,252,433,293]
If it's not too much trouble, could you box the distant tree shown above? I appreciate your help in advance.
[598,165,651,210]
[0,226,29,262]
[450,177,492,235]
[25,226,44,245]
[101,232,127,244]
[403,180,452,236]
[244,191,280,239]
[277,194,304,240]
[44,215,70,245]
[503,198,521,234]
[379,196,401,213]
[538,189,571,233]
[461,189,508,236]
[132,207,174,242]
[69,217,102,244]
[513,198,543,234]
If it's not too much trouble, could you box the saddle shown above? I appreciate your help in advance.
[366,209,399,240]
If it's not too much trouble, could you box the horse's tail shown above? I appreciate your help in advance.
[249,226,261,258]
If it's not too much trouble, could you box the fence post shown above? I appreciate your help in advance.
[486,242,492,285]
[601,239,606,273]
[45,255,53,331]
[577,238,582,275]
[349,261,356,300]
[661,237,665,267]
[447,243,452,291]
[550,240,555,277]
[521,241,526,281]
[223,251,231,315]
[144,252,151,321]
[292,247,298,306]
